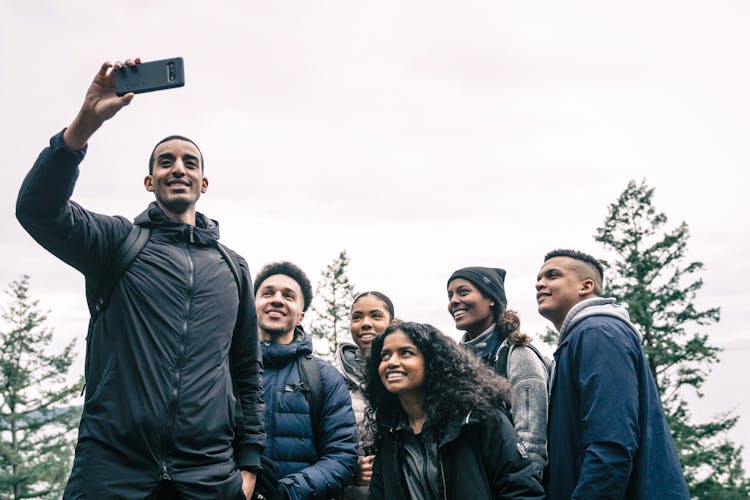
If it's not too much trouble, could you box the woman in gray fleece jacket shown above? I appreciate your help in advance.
[447,266,549,478]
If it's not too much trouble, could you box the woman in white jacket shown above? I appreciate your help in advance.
[334,291,396,500]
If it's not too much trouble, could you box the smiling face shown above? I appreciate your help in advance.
[447,278,495,337]
[144,139,208,223]
[378,330,425,397]
[255,274,306,344]
[350,295,392,355]
[536,256,595,330]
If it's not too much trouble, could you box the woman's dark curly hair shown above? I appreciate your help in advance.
[363,321,513,448]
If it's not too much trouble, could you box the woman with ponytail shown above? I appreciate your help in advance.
[447,267,549,477]
[334,291,396,500]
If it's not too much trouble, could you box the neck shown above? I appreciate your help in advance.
[261,328,296,345]
[399,392,426,434]
[465,320,495,341]
[157,201,196,226]
[357,346,369,357]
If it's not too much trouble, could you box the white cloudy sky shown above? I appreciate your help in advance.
[2,1,748,465]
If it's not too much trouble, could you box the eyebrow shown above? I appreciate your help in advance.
[538,267,561,279]
[156,152,200,162]
[260,285,297,294]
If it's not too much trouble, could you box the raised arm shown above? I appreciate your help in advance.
[64,59,139,149]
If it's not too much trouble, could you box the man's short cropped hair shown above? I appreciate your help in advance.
[544,249,605,295]
[254,261,314,312]
[148,135,205,175]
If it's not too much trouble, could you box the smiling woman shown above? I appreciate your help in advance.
[447,266,550,477]
[334,290,396,500]
[363,322,544,499]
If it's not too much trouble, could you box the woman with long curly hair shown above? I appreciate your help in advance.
[364,322,544,499]
[447,266,549,476]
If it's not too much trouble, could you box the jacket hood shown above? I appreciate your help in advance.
[557,297,642,346]
[262,327,314,366]
[134,202,221,244]
[334,341,365,388]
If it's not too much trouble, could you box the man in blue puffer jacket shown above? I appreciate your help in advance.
[254,261,357,500]
[536,249,689,499]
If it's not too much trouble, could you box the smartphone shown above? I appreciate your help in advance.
[115,57,185,96]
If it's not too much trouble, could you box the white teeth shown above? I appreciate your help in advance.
[360,334,374,340]
[453,310,466,319]
[386,372,405,380]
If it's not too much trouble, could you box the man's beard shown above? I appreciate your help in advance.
[259,320,293,339]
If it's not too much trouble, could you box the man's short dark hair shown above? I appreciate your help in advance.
[544,249,605,295]
[254,261,314,312]
[148,135,204,175]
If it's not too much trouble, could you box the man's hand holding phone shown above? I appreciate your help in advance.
[64,58,141,150]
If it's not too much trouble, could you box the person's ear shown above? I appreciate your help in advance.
[200,177,209,193]
[579,278,595,296]
[297,310,305,325]
[144,175,154,192]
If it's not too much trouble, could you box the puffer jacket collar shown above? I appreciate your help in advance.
[262,326,314,367]
[133,201,220,246]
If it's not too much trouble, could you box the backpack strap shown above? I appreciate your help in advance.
[526,343,553,382]
[90,225,150,319]
[492,343,511,379]
[216,242,244,301]
[83,224,150,395]
[297,353,324,451]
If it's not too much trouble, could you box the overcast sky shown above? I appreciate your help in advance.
[2,1,748,466]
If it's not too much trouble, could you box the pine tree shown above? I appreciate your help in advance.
[595,179,750,497]
[309,251,357,359]
[0,276,82,499]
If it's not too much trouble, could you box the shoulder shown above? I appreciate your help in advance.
[507,344,547,380]
[317,358,349,388]
[572,315,640,349]
[473,407,516,440]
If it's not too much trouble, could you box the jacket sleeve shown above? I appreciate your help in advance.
[483,410,545,499]
[16,130,129,281]
[229,255,265,470]
[571,324,640,498]
[507,345,549,477]
[280,362,358,500]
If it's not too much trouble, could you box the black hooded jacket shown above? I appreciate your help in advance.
[16,131,264,498]
[368,409,544,500]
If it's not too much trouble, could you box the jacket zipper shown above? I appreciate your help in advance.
[159,226,195,480]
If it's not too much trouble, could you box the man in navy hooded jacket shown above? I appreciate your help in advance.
[536,249,689,499]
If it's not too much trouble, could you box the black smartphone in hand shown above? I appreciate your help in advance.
[115,57,185,96]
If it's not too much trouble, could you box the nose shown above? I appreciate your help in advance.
[269,291,284,305]
[171,158,187,176]
[448,294,460,310]
[360,317,373,330]
[535,280,545,292]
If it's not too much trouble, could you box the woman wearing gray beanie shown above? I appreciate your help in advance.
[447,266,550,478]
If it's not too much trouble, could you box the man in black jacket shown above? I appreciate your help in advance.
[16,59,264,500]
